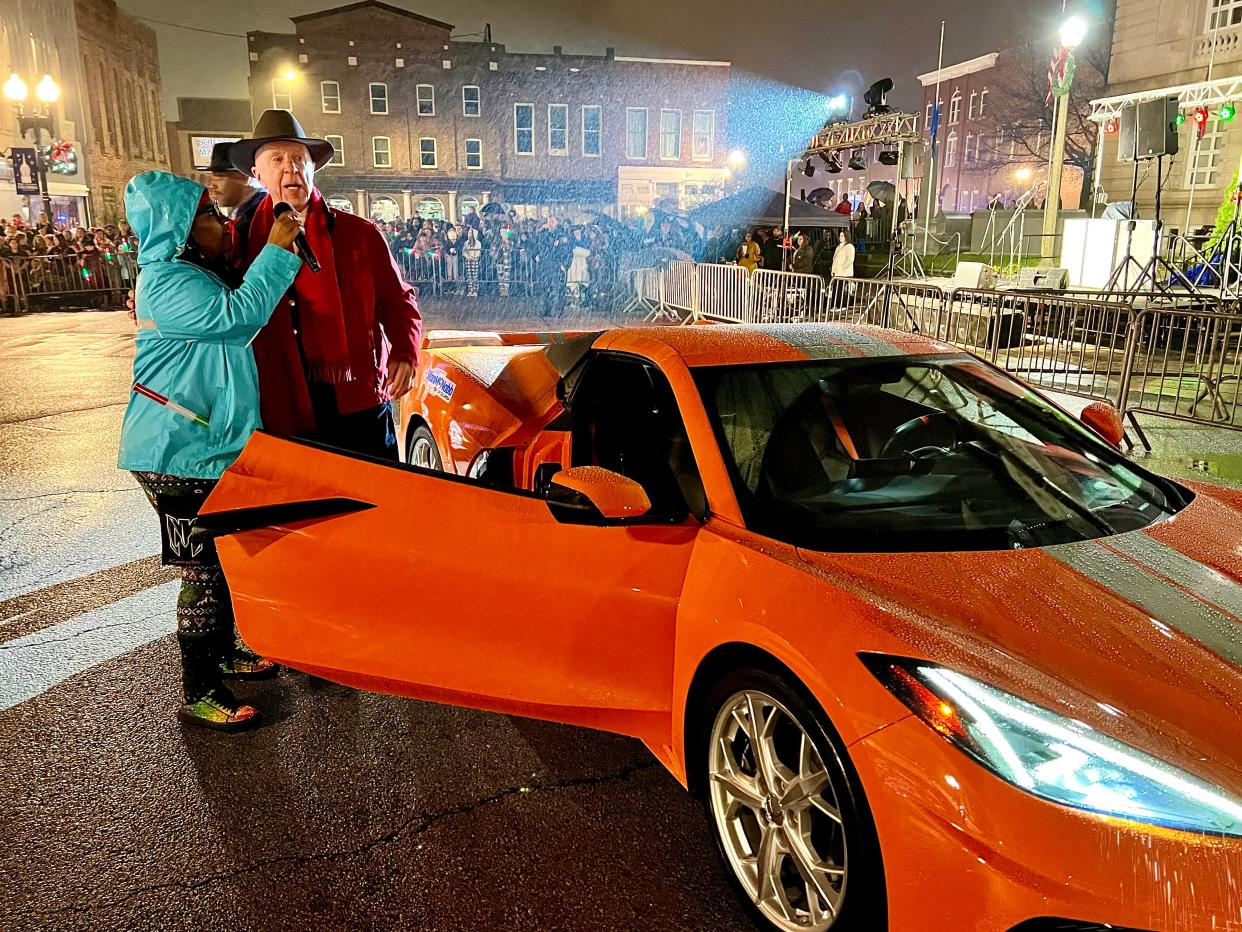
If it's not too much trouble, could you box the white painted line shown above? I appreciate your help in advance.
[0,582,178,712]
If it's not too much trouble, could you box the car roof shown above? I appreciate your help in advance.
[596,323,958,368]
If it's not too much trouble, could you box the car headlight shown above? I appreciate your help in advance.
[863,654,1242,838]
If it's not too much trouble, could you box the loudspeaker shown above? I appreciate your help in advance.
[1119,98,1179,161]
[900,142,924,179]
[953,261,998,290]
[1015,266,1069,290]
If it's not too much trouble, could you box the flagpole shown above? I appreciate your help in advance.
[924,18,946,255]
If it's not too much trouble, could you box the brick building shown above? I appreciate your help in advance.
[1099,0,1242,230]
[244,0,731,222]
[165,97,253,181]
[917,51,1085,214]
[74,0,168,224]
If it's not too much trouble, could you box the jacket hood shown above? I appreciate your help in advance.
[795,484,1242,794]
[125,171,205,266]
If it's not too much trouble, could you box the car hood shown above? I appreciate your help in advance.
[795,481,1242,793]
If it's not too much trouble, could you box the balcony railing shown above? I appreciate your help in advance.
[1194,23,1242,61]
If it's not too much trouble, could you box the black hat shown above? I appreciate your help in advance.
[228,109,335,172]
[204,141,245,175]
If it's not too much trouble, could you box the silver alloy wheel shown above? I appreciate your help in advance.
[410,435,437,469]
[708,689,848,930]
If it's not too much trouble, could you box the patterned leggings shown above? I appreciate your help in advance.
[133,471,233,699]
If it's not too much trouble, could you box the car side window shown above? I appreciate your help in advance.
[569,355,707,518]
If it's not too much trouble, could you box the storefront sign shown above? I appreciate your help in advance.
[10,149,39,196]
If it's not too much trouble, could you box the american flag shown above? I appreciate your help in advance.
[1046,47,1069,106]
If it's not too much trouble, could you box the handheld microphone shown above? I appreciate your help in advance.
[274,201,321,273]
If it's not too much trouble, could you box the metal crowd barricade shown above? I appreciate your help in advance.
[696,262,752,323]
[825,277,949,330]
[749,270,829,323]
[662,261,698,320]
[1118,307,1242,432]
[0,253,137,314]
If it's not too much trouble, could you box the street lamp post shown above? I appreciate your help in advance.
[1041,16,1087,265]
[4,72,60,223]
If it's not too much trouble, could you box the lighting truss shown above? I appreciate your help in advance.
[1089,76,1242,122]
[805,112,919,157]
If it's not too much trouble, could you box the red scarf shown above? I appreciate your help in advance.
[245,191,354,436]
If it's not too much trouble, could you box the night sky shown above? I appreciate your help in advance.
[119,0,1041,179]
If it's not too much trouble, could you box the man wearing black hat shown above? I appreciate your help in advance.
[202,140,265,225]
[227,110,421,459]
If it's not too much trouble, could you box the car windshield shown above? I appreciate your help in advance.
[694,354,1187,552]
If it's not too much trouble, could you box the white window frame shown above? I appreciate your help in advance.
[419,136,438,169]
[659,108,682,160]
[271,79,292,111]
[692,109,714,161]
[948,90,961,125]
[514,103,534,155]
[548,103,569,156]
[369,83,389,115]
[968,90,978,120]
[372,135,392,168]
[581,104,601,157]
[415,196,445,221]
[964,132,975,163]
[1187,120,1225,189]
[416,83,435,116]
[320,81,340,114]
[324,134,344,166]
[626,107,648,160]
[946,131,958,167]
[462,85,480,118]
[1207,0,1242,31]
[464,137,482,170]
[979,86,989,117]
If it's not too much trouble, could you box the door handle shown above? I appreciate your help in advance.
[193,497,376,539]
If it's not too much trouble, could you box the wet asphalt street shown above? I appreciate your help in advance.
[0,307,761,932]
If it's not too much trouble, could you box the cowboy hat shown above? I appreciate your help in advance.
[228,109,335,172]
[202,140,248,175]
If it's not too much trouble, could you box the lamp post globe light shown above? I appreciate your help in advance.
[5,71,60,221]
[1041,15,1087,265]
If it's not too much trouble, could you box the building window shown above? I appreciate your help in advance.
[925,101,933,134]
[321,81,340,113]
[948,90,961,125]
[692,110,714,160]
[272,79,293,111]
[626,107,648,159]
[460,196,481,220]
[464,137,482,169]
[324,134,344,166]
[1208,0,1242,30]
[581,105,601,156]
[419,137,438,169]
[964,133,975,163]
[416,196,445,220]
[514,103,534,154]
[1187,120,1225,188]
[370,83,388,115]
[370,195,399,222]
[462,85,480,117]
[968,90,978,120]
[327,195,353,213]
[416,84,435,116]
[979,87,988,116]
[659,109,682,160]
[372,135,392,168]
[946,131,958,167]
[548,103,569,155]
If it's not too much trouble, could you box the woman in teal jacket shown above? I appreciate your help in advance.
[119,171,303,731]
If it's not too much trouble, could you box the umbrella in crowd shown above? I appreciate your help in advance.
[806,187,835,207]
[479,201,508,216]
[866,181,897,206]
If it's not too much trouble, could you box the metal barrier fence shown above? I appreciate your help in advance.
[826,276,950,329]
[663,261,699,318]
[698,263,752,322]
[1118,308,1242,431]
[750,269,829,323]
[0,253,138,315]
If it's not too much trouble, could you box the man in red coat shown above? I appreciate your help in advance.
[228,110,421,460]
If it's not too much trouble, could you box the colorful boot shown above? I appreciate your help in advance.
[221,644,280,680]
[179,686,260,732]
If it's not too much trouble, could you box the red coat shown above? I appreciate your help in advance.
[242,201,423,437]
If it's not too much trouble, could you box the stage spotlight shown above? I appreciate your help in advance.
[826,153,842,173]
[819,152,834,166]
[848,149,867,171]
[877,148,899,166]
[863,78,894,116]
[803,160,816,177]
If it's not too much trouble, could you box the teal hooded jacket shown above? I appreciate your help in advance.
[118,171,302,479]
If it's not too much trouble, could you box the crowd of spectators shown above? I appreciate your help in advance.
[0,212,138,261]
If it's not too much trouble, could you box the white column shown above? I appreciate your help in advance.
[356,189,367,216]
[447,190,458,223]
[401,190,412,219]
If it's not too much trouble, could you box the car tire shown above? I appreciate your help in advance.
[700,667,886,932]
[407,424,443,471]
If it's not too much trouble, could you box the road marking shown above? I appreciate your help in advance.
[0,582,177,712]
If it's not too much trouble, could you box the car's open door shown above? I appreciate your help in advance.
[199,432,697,743]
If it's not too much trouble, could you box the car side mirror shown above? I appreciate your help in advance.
[546,467,651,525]
[1080,401,1125,447]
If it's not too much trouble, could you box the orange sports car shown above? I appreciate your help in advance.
[200,323,1242,932]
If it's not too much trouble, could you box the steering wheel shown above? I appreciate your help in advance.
[879,411,959,459]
